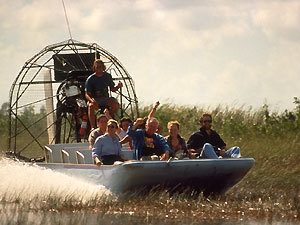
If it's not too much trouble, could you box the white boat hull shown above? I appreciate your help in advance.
[37,158,255,195]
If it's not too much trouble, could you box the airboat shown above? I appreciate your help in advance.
[7,39,254,195]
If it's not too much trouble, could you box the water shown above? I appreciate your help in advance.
[0,158,110,203]
[0,158,298,225]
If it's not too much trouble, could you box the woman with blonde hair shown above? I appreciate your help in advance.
[165,121,187,159]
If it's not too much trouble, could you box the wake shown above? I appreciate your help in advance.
[0,157,111,205]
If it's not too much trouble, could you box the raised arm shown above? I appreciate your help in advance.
[120,135,131,144]
[127,118,145,139]
[148,101,160,119]
[104,108,112,120]
[131,118,145,130]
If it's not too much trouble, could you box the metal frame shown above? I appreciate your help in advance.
[8,39,139,158]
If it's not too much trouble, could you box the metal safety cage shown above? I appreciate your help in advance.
[7,39,139,159]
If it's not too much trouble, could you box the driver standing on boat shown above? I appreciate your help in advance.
[127,117,172,160]
[187,113,241,159]
[85,59,123,129]
[92,119,127,166]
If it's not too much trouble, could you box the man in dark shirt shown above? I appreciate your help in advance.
[85,59,123,129]
[187,113,241,159]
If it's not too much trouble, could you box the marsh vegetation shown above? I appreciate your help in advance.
[0,98,300,224]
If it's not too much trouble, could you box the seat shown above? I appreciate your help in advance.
[61,149,70,163]
[61,148,81,164]
[76,151,86,164]
[45,146,62,163]
[76,149,93,164]
[44,147,53,163]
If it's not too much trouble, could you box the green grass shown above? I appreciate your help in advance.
[233,134,300,188]
[1,100,300,223]
[1,188,299,223]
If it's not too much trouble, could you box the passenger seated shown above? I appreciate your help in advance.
[165,121,187,159]
[127,117,172,160]
[187,113,241,159]
[116,117,133,149]
[88,114,108,149]
[85,59,123,129]
[92,119,128,166]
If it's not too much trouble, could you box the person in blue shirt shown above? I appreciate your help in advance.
[85,59,123,129]
[92,119,127,166]
[127,117,172,160]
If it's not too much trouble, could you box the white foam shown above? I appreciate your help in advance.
[0,158,112,204]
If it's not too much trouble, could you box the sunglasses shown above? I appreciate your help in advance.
[108,125,117,129]
[203,120,212,123]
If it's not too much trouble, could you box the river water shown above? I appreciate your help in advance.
[0,158,298,225]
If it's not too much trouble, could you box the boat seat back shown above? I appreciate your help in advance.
[45,142,89,153]
[44,143,90,163]
[76,149,94,164]
[76,151,86,164]
[61,147,83,163]
[61,149,71,163]
[45,146,62,163]
[44,143,132,163]
[121,150,134,159]
[44,146,54,163]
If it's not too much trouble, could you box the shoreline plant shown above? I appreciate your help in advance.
[0,98,299,223]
